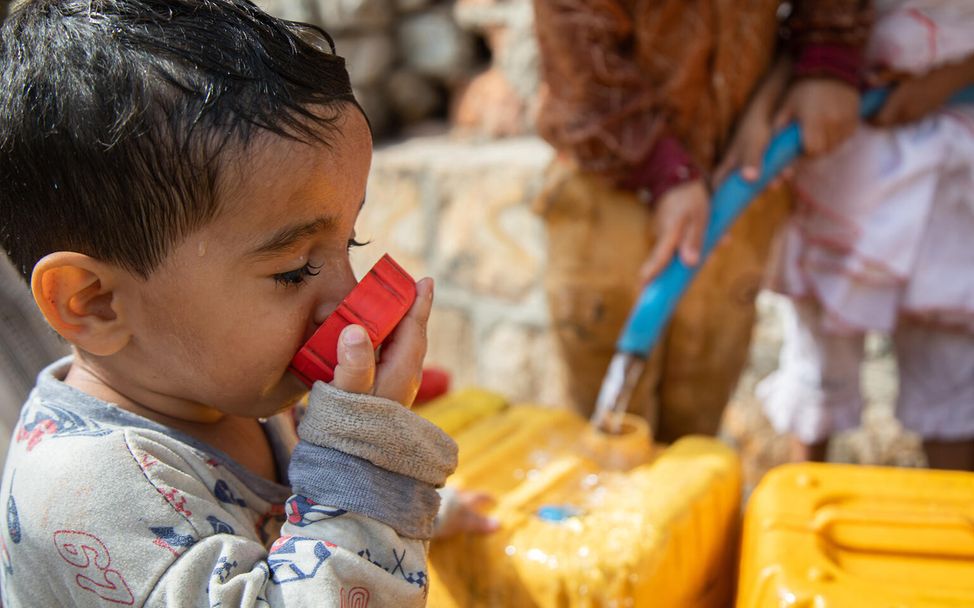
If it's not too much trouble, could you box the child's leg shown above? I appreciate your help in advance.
[894,321,974,471]
[757,298,866,462]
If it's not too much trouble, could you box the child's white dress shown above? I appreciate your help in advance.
[760,0,974,443]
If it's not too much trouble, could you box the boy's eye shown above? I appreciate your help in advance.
[273,262,322,287]
[347,238,369,251]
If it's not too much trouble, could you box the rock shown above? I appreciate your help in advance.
[451,66,527,137]
[480,323,541,403]
[355,167,429,276]
[453,0,541,129]
[425,306,478,389]
[433,139,552,301]
[334,32,396,87]
[398,6,479,82]
[254,0,316,25]
[395,0,433,12]
[386,69,443,125]
[352,85,394,139]
[315,0,392,31]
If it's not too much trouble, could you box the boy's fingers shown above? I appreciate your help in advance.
[459,492,499,534]
[373,278,433,406]
[461,491,496,511]
[462,510,500,534]
[330,325,376,395]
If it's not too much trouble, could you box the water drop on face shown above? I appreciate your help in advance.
[197,241,207,257]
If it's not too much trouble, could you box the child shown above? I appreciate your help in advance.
[0,0,459,604]
[757,0,974,470]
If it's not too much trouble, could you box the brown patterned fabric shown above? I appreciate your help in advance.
[533,0,872,180]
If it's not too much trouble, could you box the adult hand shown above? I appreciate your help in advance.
[714,56,790,185]
[774,78,860,156]
[638,179,709,285]
[330,277,433,407]
[714,104,776,185]
[871,57,974,127]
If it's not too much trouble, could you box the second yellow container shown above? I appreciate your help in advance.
[737,462,974,607]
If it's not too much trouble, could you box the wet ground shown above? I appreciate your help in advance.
[719,292,926,493]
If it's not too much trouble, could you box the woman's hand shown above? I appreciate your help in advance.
[714,103,777,186]
[639,179,709,285]
[714,56,791,185]
[871,56,974,127]
[330,278,434,407]
[774,78,860,156]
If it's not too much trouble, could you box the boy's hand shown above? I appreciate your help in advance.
[639,179,709,285]
[774,79,860,156]
[871,58,974,127]
[330,277,434,407]
[433,489,499,539]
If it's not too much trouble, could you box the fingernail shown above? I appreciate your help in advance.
[342,325,368,346]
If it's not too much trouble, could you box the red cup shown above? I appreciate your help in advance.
[289,254,417,387]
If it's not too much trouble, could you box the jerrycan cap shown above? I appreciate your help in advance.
[289,254,416,387]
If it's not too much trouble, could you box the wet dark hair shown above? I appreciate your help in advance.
[0,0,359,280]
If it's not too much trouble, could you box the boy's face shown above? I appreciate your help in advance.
[118,106,372,418]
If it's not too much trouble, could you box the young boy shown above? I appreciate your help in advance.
[0,0,458,605]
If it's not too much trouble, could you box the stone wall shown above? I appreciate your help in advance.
[352,135,569,406]
[254,0,540,140]
[251,0,557,403]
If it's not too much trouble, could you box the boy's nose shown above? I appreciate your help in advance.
[312,265,358,327]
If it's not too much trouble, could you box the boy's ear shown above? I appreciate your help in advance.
[31,252,132,356]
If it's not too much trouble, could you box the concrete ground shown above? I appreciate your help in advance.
[719,291,926,493]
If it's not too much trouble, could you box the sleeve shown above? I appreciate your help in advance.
[786,0,874,86]
[149,383,458,607]
[533,0,675,185]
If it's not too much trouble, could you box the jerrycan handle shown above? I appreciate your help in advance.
[811,502,974,559]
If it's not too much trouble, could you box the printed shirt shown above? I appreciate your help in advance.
[0,357,457,607]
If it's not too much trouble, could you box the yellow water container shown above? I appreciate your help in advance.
[418,389,742,608]
[737,462,974,607]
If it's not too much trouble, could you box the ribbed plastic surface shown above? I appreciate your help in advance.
[417,391,742,608]
[737,463,974,607]
[289,254,415,386]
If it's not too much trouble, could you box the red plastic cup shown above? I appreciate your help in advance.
[289,254,417,387]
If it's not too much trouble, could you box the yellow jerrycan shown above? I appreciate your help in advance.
[737,462,974,607]
[417,388,742,608]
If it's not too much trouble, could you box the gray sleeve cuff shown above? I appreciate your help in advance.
[298,382,458,487]
[289,442,443,539]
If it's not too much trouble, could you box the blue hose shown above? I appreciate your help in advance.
[616,85,974,357]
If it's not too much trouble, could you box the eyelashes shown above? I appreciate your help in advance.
[273,262,322,287]
[272,239,369,287]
